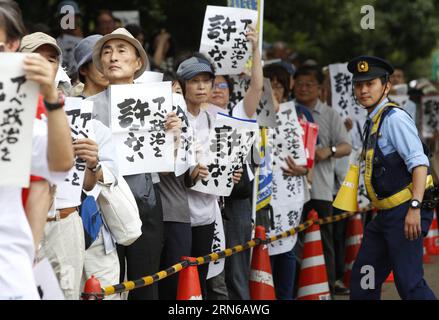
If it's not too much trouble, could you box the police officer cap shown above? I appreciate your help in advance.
[347,55,394,82]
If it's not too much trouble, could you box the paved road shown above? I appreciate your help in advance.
[335,255,439,300]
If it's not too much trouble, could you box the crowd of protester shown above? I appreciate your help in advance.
[1,0,438,300]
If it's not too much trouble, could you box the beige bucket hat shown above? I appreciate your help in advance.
[19,32,62,56]
[92,28,149,79]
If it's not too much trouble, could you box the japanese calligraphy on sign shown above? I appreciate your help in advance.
[268,183,304,256]
[56,98,95,204]
[422,95,439,138]
[200,6,258,75]
[329,63,367,121]
[207,209,225,279]
[173,93,196,177]
[110,82,175,175]
[0,53,39,187]
[227,0,264,55]
[191,112,258,196]
[228,75,276,127]
[273,102,307,172]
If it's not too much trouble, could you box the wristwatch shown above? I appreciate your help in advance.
[409,199,422,209]
[88,162,101,173]
[44,94,65,112]
[330,146,337,157]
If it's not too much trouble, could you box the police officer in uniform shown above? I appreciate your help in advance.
[347,55,437,300]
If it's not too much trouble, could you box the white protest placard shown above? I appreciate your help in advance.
[33,258,65,300]
[228,75,276,127]
[273,102,307,170]
[110,82,174,175]
[269,169,305,256]
[329,63,367,121]
[173,93,196,177]
[200,5,258,75]
[207,209,225,280]
[191,112,258,196]
[134,71,164,84]
[0,53,39,188]
[112,10,140,26]
[421,95,439,138]
[55,98,95,204]
[56,97,96,203]
[227,0,264,55]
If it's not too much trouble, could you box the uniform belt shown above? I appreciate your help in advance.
[47,207,78,222]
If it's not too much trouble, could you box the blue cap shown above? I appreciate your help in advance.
[74,34,102,73]
[176,56,215,80]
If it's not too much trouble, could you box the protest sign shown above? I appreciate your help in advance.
[207,209,226,280]
[228,75,276,127]
[173,93,196,176]
[329,63,367,121]
[200,6,258,75]
[422,95,439,138]
[55,98,95,204]
[110,82,175,175]
[0,53,39,187]
[191,112,258,196]
[273,102,307,170]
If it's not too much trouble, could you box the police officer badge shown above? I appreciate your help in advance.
[357,61,369,73]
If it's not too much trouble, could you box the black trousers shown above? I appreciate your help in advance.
[158,221,192,300]
[117,178,164,300]
[333,206,348,281]
[303,200,336,293]
[191,223,215,299]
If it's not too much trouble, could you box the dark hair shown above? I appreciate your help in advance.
[176,52,215,97]
[264,63,291,99]
[294,65,324,85]
[148,29,175,58]
[125,24,143,39]
[78,62,90,84]
[0,0,26,43]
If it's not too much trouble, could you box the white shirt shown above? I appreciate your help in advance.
[0,119,68,299]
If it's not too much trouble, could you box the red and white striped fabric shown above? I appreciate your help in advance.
[425,209,439,255]
[297,210,331,300]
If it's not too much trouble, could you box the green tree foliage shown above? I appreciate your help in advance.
[16,0,439,78]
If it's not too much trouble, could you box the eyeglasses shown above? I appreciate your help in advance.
[213,82,229,90]
[295,81,319,88]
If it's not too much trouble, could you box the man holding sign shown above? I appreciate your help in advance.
[88,27,181,300]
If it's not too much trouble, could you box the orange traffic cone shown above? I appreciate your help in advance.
[176,257,202,300]
[425,210,439,255]
[423,242,432,264]
[297,210,331,300]
[81,275,104,300]
[343,213,363,288]
[249,226,276,300]
[385,271,394,283]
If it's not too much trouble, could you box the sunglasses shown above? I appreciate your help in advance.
[213,82,229,90]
